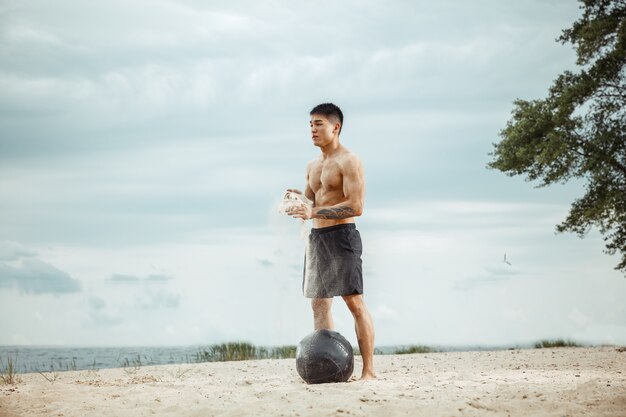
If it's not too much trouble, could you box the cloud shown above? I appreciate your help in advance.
[0,0,580,160]
[88,296,106,310]
[145,274,173,282]
[135,289,180,310]
[0,258,82,295]
[371,304,399,321]
[103,272,180,310]
[0,0,582,254]
[0,240,37,261]
[454,265,523,291]
[258,259,273,267]
[107,273,174,284]
[366,200,567,232]
[87,296,124,326]
[107,274,141,283]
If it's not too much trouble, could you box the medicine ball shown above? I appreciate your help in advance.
[296,329,354,384]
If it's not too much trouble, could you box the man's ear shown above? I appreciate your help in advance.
[333,122,341,134]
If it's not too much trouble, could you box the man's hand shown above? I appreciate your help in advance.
[283,189,313,220]
[286,201,313,220]
[285,188,303,198]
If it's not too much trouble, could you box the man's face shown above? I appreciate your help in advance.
[310,114,339,147]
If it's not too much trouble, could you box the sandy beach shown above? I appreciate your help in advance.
[1,346,625,417]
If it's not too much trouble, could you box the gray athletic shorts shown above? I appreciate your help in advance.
[303,223,363,298]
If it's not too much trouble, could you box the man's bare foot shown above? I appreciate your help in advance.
[360,371,376,381]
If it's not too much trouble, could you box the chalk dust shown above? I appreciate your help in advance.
[275,190,312,240]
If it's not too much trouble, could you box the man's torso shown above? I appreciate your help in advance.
[307,147,358,228]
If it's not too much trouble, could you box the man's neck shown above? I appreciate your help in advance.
[319,138,341,158]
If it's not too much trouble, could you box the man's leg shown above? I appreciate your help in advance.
[342,294,376,380]
[311,297,334,330]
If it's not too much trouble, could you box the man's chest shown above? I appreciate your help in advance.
[309,161,343,192]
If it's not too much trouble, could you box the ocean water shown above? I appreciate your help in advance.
[0,345,215,374]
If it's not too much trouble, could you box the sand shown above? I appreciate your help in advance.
[1,346,625,417]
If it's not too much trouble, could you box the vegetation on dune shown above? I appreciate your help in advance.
[194,342,297,363]
[394,345,436,354]
[0,353,20,385]
[534,339,584,348]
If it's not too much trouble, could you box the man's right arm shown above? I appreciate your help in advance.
[286,162,315,206]
[304,168,315,206]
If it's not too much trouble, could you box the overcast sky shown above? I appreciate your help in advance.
[1,0,625,348]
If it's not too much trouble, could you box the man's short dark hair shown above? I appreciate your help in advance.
[310,103,343,135]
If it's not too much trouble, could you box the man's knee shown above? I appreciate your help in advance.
[342,294,367,318]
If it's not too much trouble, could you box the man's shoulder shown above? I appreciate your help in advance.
[338,148,362,168]
[306,156,322,168]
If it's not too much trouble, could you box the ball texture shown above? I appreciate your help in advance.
[296,329,354,384]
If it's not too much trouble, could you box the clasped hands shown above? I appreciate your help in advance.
[283,189,313,220]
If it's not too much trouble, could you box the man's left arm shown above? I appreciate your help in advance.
[312,156,365,220]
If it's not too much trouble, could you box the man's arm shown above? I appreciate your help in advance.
[304,166,316,204]
[312,155,365,219]
[286,162,316,205]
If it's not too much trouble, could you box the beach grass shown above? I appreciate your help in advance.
[194,342,297,363]
[394,345,436,354]
[119,355,146,375]
[35,358,80,383]
[0,353,20,385]
[534,339,583,348]
[261,345,297,359]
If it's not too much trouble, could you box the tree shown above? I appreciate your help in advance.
[488,0,626,274]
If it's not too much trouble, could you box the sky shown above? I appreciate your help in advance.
[1,0,625,348]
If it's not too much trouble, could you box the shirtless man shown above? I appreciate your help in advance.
[286,103,376,380]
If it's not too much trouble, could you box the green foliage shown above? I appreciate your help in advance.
[196,342,257,362]
[394,345,435,354]
[194,342,297,363]
[0,354,20,385]
[489,0,626,273]
[265,345,297,359]
[534,339,584,348]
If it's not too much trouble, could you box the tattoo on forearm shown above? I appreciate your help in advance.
[316,206,356,219]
